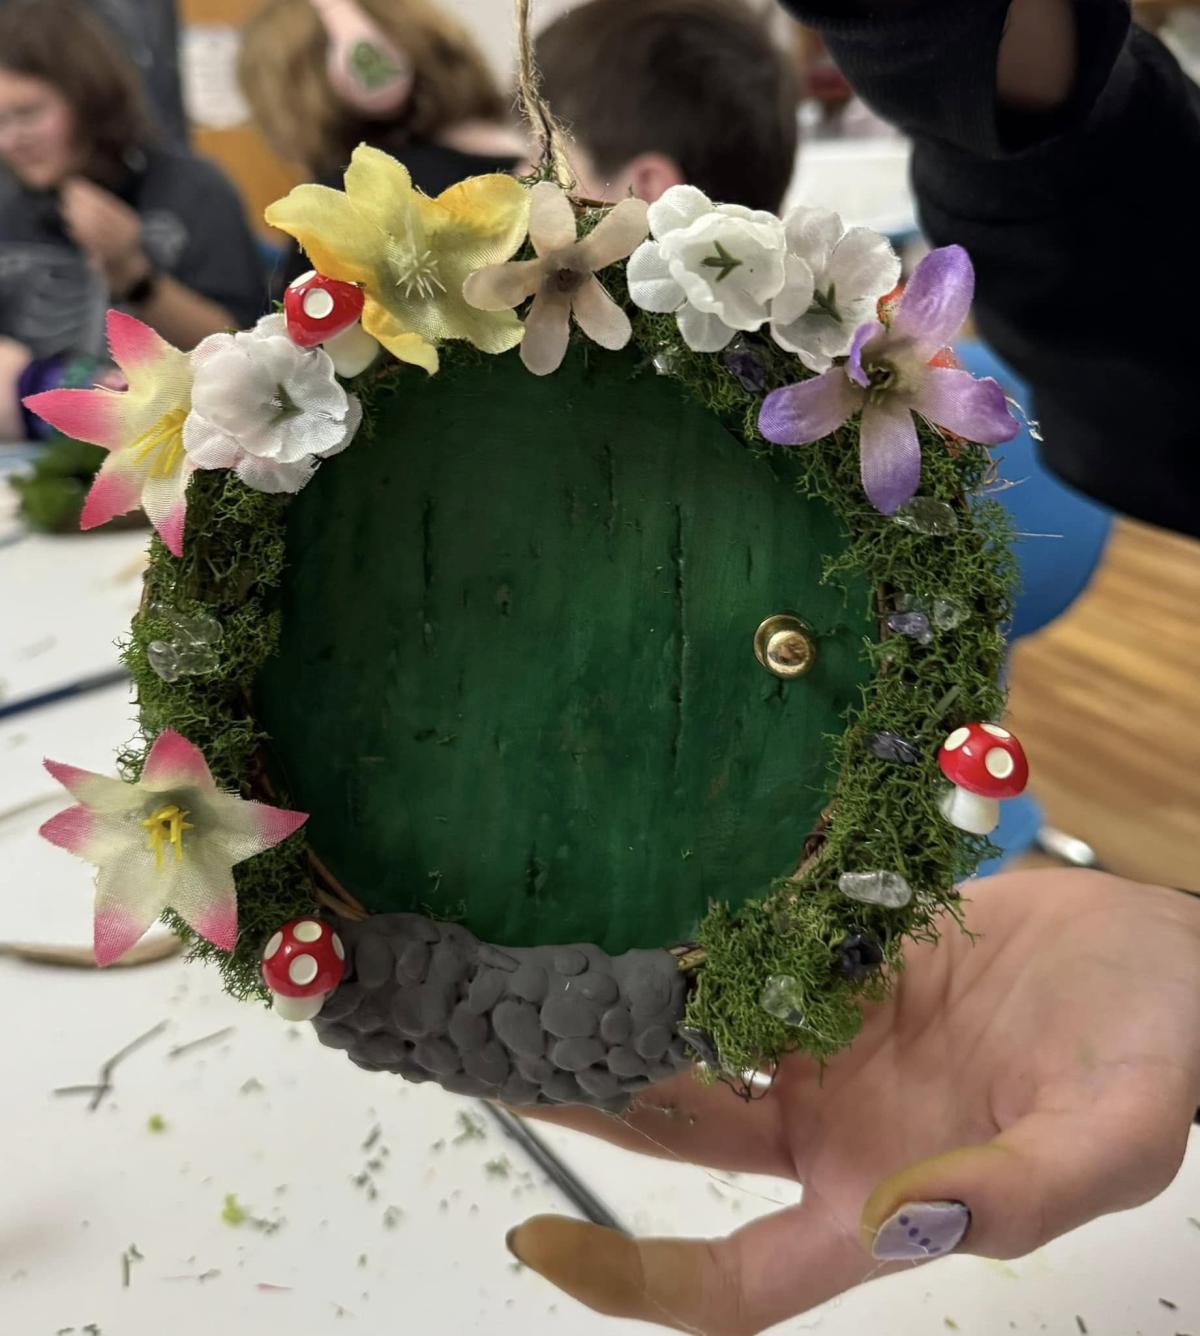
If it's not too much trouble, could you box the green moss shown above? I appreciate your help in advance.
[618,298,1013,1075]
[125,235,1014,1060]
[121,470,315,1000]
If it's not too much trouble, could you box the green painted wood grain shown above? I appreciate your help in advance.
[256,344,875,952]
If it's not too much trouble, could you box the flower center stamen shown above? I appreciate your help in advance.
[701,240,743,283]
[866,361,897,401]
[130,408,188,480]
[389,247,446,301]
[142,803,193,868]
[808,283,840,321]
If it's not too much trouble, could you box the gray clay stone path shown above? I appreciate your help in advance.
[313,914,695,1111]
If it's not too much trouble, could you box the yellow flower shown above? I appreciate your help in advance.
[265,146,530,374]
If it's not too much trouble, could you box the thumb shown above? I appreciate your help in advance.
[863,1093,1192,1262]
[507,1202,873,1336]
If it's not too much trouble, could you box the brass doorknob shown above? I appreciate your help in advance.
[754,614,816,680]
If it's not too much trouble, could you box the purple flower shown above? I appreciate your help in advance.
[758,246,1019,515]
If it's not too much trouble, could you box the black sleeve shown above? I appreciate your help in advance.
[155,156,270,332]
[780,0,1200,538]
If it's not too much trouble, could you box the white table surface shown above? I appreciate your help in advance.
[2,499,1198,1336]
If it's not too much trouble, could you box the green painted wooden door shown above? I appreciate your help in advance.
[257,344,874,953]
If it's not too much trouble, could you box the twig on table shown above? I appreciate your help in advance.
[85,1021,169,1110]
[167,1027,235,1059]
[54,1024,170,1108]
[121,1244,144,1288]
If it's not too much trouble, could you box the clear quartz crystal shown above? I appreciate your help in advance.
[838,870,913,909]
[652,348,682,377]
[176,644,219,675]
[162,610,223,645]
[760,975,807,1027]
[886,610,932,643]
[147,640,182,684]
[866,731,921,765]
[893,497,959,536]
[931,597,966,631]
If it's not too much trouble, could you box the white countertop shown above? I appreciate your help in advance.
[2,482,1197,1336]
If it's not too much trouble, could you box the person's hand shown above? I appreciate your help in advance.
[508,870,1200,1334]
[60,177,149,297]
[0,336,33,439]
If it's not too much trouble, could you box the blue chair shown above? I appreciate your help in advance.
[954,340,1114,873]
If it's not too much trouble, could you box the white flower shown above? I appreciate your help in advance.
[769,207,900,373]
[626,185,787,352]
[183,314,362,494]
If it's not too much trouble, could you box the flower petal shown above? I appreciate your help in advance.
[827,227,901,303]
[759,370,861,445]
[675,304,736,352]
[859,398,922,514]
[22,387,125,450]
[528,180,577,255]
[462,259,544,312]
[576,197,650,271]
[767,253,817,329]
[911,367,1020,444]
[361,301,439,374]
[44,758,142,812]
[264,182,378,288]
[179,876,239,954]
[626,241,684,313]
[79,451,144,531]
[521,289,572,376]
[93,846,170,967]
[140,459,194,558]
[342,143,418,237]
[106,310,172,376]
[203,790,309,865]
[647,184,713,239]
[40,804,139,863]
[430,173,531,262]
[154,838,240,954]
[847,320,886,388]
[891,245,974,360]
[571,277,632,351]
[235,453,317,494]
[781,205,843,275]
[142,729,216,793]
[181,416,241,471]
[40,804,96,856]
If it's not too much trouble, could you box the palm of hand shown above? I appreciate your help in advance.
[517,871,1200,1334]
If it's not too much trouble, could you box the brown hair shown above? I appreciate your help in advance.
[535,0,798,213]
[0,0,153,186]
[240,0,509,177]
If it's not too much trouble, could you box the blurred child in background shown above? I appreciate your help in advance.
[535,0,799,212]
[241,0,525,279]
[0,0,266,438]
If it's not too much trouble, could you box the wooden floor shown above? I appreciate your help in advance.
[1006,519,1200,891]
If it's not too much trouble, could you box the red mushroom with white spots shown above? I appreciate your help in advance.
[937,722,1029,835]
[261,917,346,1021]
[283,270,380,377]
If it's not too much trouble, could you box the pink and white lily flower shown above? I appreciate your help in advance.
[24,312,195,556]
[40,729,308,966]
[759,246,1019,515]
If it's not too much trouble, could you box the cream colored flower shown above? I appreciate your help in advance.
[463,182,649,375]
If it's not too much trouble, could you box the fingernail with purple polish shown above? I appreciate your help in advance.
[872,1201,970,1262]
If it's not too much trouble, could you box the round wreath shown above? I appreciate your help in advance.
[29,153,1021,1107]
